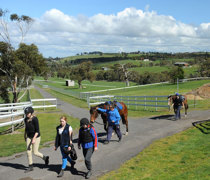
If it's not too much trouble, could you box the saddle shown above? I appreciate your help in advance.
[106,101,123,111]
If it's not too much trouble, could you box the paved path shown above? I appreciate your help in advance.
[0,86,209,180]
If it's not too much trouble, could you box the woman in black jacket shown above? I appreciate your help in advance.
[24,107,49,173]
[54,116,75,177]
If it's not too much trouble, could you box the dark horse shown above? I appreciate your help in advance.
[168,95,189,117]
[90,102,129,135]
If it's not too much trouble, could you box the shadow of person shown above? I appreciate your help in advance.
[0,162,27,170]
[67,166,86,177]
[150,115,175,121]
[33,163,60,174]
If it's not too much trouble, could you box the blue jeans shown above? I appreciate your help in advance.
[60,145,73,169]
[175,106,182,120]
[107,124,122,141]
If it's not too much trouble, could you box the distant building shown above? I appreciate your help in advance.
[174,62,189,67]
[101,67,109,71]
[66,80,75,86]
[143,59,150,62]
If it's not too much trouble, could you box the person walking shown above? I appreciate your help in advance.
[78,118,98,179]
[96,102,122,144]
[54,116,76,177]
[24,106,49,173]
[173,93,185,120]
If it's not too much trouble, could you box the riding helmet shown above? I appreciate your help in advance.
[24,106,34,115]
[80,118,89,126]
[175,92,180,96]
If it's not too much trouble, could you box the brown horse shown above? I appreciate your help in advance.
[168,95,189,117]
[90,102,129,135]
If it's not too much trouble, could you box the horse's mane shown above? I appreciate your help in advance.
[90,103,106,115]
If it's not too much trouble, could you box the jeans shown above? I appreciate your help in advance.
[175,105,182,120]
[107,124,122,141]
[60,145,73,169]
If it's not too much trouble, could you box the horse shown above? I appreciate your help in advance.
[90,101,129,135]
[168,95,189,117]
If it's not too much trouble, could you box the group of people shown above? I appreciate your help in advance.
[23,102,122,179]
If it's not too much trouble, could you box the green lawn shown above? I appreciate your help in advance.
[99,124,210,180]
[0,88,80,157]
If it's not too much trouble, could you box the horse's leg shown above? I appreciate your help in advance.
[125,116,128,135]
[184,105,187,117]
[121,115,128,135]
[101,114,108,132]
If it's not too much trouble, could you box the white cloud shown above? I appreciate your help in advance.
[3,8,210,57]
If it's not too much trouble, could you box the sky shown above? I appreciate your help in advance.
[1,0,210,57]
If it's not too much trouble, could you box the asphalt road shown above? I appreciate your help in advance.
[0,86,209,180]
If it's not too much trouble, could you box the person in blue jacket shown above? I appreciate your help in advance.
[96,102,122,144]
[78,118,98,179]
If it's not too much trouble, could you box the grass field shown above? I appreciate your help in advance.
[0,88,80,157]
[99,123,210,180]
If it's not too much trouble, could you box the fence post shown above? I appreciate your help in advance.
[11,105,14,133]
[194,95,196,108]
[144,96,146,110]
[135,97,137,110]
[128,97,129,108]
[155,97,157,111]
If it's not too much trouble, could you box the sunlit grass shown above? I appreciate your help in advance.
[99,126,210,180]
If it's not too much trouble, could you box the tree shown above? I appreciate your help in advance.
[113,63,130,86]
[169,66,184,84]
[0,9,44,103]
[0,42,47,102]
[0,8,34,44]
[70,61,95,89]
[199,58,210,77]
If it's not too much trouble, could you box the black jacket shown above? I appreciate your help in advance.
[24,116,40,138]
[55,124,71,148]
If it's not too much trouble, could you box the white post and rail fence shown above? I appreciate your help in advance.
[0,98,57,133]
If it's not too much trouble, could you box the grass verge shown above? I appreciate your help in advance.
[0,110,80,157]
[99,124,210,180]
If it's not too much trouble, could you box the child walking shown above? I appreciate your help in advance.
[54,116,76,177]
[78,118,98,179]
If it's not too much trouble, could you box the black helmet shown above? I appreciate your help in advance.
[24,106,34,115]
[80,118,89,126]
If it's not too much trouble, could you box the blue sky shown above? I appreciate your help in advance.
[1,0,210,57]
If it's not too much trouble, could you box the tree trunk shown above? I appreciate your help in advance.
[78,81,82,89]
[12,76,18,103]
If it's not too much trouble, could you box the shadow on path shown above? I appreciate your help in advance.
[0,162,27,170]
[192,119,210,134]
[150,115,175,121]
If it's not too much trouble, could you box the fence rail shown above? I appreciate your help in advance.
[87,95,169,111]
[0,98,57,131]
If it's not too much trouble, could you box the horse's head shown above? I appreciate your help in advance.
[167,95,172,106]
[89,106,99,123]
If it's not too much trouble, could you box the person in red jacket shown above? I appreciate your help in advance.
[78,118,98,179]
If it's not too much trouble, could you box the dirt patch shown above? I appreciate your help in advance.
[186,83,210,100]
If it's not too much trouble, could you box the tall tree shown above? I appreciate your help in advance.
[70,61,95,89]
[0,42,47,102]
[0,9,44,103]
[169,66,184,84]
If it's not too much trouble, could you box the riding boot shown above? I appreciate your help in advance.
[24,164,33,173]
[43,156,49,165]
[57,169,64,177]
[86,170,92,179]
